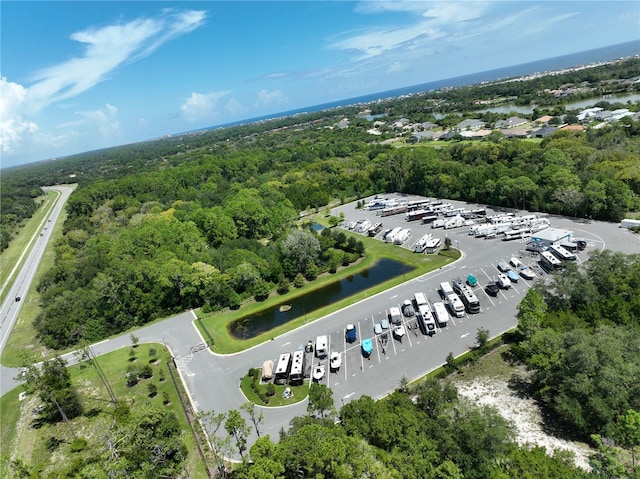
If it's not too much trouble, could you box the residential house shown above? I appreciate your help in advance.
[534,115,554,125]
[495,116,528,129]
[532,126,558,138]
[456,119,485,131]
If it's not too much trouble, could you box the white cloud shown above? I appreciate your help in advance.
[254,89,288,109]
[1,9,206,156]
[180,91,231,122]
[0,77,38,153]
[225,97,247,116]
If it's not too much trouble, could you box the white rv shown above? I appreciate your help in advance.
[432,301,450,326]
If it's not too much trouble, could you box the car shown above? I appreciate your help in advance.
[497,261,510,272]
[576,240,587,251]
[484,284,500,297]
[510,257,523,268]
[374,323,382,335]
[40,233,44,237]
[15,296,21,302]
[506,270,519,283]
[466,274,478,287]
[345,324,357,343]
[519,266,535,280]
[401,300,415,317]
[380,318,390,330]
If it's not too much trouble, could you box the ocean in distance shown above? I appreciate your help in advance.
[191,40,639,134]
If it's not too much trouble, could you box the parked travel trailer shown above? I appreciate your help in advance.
[385,227,402,243]
[355,220,371,233]
[414,233,433,253]
[621,219,640,229]
[393,228,411,245]
[431,219,445,229]
[367,222,383,236]
[444,215,465,229]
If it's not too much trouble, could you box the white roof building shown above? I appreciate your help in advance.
[531,227,573,246]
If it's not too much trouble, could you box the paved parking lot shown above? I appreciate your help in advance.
[175,193,637,444]
[284,193,637,406]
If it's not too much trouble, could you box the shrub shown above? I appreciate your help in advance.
[139,364,153,379]
[70,438,88,452]
[293,273,305,288]
[265,383,276,397]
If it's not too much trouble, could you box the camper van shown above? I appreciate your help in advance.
[315,335,328,358]
[389,306,403,325]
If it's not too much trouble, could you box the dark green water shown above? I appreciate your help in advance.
[229,258,413,339]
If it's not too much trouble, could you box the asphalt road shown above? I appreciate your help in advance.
[2,192,638,455]
[0,186,74,394]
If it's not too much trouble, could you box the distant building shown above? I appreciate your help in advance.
[456,119,485,131]
[532,126,557,138]
[535,115,554,124]
[495,116,528,129]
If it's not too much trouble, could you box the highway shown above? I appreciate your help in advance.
[1,191,638,455]
[0,186,74,393]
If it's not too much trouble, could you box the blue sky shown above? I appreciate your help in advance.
[1,1,639,168]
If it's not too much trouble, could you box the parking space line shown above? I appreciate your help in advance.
[358,320,364,372]
[343,328,348,382]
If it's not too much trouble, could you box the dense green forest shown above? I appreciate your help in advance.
[1,57,638,348]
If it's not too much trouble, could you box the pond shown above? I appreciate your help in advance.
[228,258,414,339]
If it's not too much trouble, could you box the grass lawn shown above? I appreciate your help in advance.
[196,230,460,354]
[239,372,308,407]
[1,343,209,479]
[0,188,60,306]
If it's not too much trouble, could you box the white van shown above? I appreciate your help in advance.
[315,335,328,358]
[389,306,403,325]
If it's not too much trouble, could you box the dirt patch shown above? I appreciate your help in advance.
[455,374,594,471]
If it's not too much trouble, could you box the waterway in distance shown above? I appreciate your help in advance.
[228,258,414,339]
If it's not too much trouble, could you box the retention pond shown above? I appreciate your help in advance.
[228,258,414,339]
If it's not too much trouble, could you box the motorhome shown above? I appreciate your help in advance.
[439,282,455,299]
[445,293,465,318]
[540,251,563,272]
[549,243,576,262]
[417,304,437,336]
[431,219,445,229]
[424,237,442,254]
[315,335,328,358]
[288,350,306,385]
[406,209,430,222]
[432,301,450,326]
[379,204,408,217]
[274,353,292,385]
[421,214,439,224]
